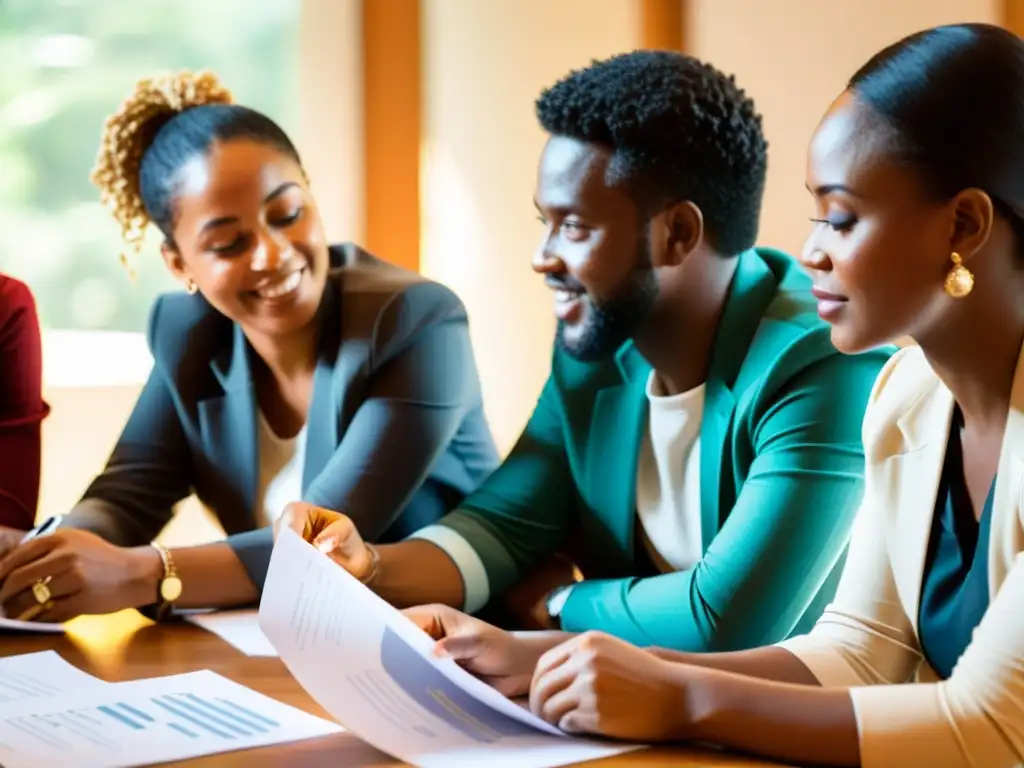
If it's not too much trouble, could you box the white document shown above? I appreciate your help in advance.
[0,651,106,703]
[0,668,342,768]
[0,614,65,634]
[185,610,278,657]
[259,529,642,768]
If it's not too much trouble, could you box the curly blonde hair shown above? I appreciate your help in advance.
[90,71,233,273]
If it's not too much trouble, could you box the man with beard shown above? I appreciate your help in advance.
[280,51,892,656]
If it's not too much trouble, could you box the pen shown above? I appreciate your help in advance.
[20,516,60,544]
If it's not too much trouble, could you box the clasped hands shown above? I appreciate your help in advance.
[0,526,159,623]
[278,502,698,741]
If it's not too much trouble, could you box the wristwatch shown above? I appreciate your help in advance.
[545,584,574,629]
[151,543,182,620]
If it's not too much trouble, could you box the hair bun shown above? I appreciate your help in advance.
[129,70,234,113]
[91,70,233,275]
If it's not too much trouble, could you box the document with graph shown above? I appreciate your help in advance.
[259,528,642,768]
[0,651,107,704]
[0,666,342,768]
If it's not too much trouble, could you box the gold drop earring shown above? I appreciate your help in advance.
[944,252,974,298]
[185,279,198,295]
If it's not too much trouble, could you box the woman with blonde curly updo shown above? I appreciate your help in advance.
[0,71,498,623]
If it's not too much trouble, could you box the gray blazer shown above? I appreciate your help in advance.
[64,244,499,589]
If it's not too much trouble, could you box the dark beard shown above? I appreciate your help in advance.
[557,241,658,362]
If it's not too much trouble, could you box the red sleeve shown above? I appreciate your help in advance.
[0,275,49,529]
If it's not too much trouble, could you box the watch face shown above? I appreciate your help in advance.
[160,576,183,602]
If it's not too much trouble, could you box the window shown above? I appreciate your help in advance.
[0,0,300,332]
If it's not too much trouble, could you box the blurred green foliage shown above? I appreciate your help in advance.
[0,0,300,330]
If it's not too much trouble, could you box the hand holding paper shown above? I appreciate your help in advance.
[275,501,378,581]
[259,528,642,768]
[403,604,565,698]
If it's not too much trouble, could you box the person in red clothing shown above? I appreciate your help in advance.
[0,274,49,533]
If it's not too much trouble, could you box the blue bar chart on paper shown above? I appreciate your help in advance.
[3,694,283,755]
[0,670,341,768]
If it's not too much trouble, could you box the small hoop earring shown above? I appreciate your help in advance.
[944,252,974,298]
[185,279,198,295]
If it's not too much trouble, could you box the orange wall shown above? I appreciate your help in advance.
[1005,0,1024,35]
[640,0,685,50]
[363,0,421,271]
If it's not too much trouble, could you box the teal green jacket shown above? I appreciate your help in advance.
[427,247,893,651]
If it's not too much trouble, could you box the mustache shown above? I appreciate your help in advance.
[545,276,585,293]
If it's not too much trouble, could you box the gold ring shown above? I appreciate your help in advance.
[15,599,54,623]
[31,575,53,605]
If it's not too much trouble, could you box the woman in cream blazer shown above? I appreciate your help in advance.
[517,23,1024,767]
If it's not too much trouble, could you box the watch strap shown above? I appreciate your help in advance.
[151,543,181,620]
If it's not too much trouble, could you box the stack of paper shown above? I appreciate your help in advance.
[259,529,644,768]
[0,650,341,768]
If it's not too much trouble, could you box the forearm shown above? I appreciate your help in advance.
[685,666,860,766]
[130,542,259,610]
[651,646,821,686]
[65,498,165,548]
[375,540,466,608]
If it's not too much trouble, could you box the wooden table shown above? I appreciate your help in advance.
[0,611,781,767]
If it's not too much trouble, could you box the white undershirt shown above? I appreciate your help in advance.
[254,411,307,528]
[635,372,705,573]
[411,371,706,614]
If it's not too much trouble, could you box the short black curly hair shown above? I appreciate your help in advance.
[535,50,767,255]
